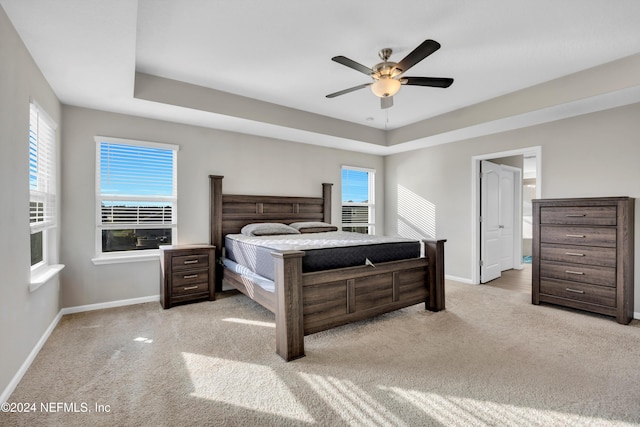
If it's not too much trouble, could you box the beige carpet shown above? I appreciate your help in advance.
[2,281,640,426]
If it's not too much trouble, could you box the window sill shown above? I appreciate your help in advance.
[91,251,160,265]
[30,264,65,293]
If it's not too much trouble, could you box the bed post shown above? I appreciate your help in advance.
[424,239,446,312]
[322,183,333,223]
[272,250,305,361]
[209,175,224,291]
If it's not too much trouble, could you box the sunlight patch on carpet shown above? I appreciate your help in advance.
[300,373,409,427]
[181,352,313,423]
[222,317,276,328]
[382,387,628,426]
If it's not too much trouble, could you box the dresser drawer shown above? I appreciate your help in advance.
[540,278,616,307]
[540,243,616,268]
[172,254,210,271]
[172,268,209,287]
[172,281,209,296]
[540,262,615,287]
[540,226,616,247]
[540,206,617,226]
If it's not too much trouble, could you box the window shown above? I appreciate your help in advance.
[95,137,178,257]
[341,166,375,234]
[29,101,57,269]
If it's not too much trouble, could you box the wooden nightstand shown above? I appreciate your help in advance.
[159,244,215,309]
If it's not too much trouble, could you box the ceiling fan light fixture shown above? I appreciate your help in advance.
[327,39,452,108]
[371,76,401,98]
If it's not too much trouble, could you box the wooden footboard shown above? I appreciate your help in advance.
[273,239,446,361]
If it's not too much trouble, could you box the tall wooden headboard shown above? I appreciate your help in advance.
[209,175,333,269]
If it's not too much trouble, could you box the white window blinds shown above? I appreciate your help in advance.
[96,138,178,229]
[29,102,57,233]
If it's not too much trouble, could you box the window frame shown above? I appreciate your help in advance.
[341,165,375,234]
[93,136,179,263]
[29,100,57,274]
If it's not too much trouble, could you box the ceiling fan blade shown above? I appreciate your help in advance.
[403,77,454,88]
[381,96,393,109]
[326,83,371,98]
[331,56,373,75]
[394,39,441,75]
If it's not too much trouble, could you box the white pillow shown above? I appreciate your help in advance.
[288,222,338,233]
[240,223,301,236]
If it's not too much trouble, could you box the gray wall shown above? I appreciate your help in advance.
[60,106,384,308]
[0,6,62,399]
[384,102,640,310]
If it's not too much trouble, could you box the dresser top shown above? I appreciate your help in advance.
[533,196,634,204]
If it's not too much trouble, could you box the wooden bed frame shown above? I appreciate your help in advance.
[209,175,446,361]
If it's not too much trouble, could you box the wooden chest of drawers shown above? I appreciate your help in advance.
[159,244,215,309]
[532,197,634,324]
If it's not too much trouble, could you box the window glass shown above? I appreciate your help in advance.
[29,102,56,267]
[96,138,178,254]
[30,231,43,266]
[341,167,375,234]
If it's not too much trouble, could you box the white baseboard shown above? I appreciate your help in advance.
[1,294,160,404]
[445,274,473,284]
[0,310,63,404]
[635,312,640,320]
[60,295,159,315]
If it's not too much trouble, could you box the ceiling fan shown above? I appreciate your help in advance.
[326,39,453,109]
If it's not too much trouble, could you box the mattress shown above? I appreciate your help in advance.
[224,231,421,281]
[223,257,275,292]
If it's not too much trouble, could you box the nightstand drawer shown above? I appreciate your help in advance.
[540,262,615,287]
[540,206,616,226]
[172,268,209,287]
[172,254,210,270]
[540,226,616,247]
[172,281,209,296]
[540,243,616,268]
[540,278,616,307]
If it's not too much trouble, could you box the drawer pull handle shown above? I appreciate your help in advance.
[183,285,199,291]
[565,288,585,294]
[565,214,586,217]
[565,270,584,275]
[566,234,586,238]
[183,274,199,279]
[565,252,585,257]
[183,260,199,265]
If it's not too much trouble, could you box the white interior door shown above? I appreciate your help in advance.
[499,167,515,270]
[471,147,540,285]
[480,160,501,283]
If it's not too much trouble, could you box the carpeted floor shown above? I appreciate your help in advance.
[2,280,639,426]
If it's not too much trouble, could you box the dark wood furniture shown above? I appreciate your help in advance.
[532,197,634,324]
[159,244,215,309]
[209,175,446,361]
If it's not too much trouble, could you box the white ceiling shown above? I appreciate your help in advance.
[3,0,640,154]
